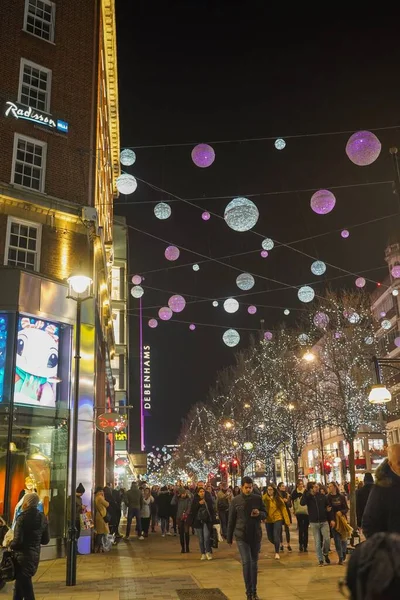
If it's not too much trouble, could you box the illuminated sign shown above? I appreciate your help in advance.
[5,101,68,133]
[143,345,151,411]
[96,412,127,433]
[0,314,8,403]
[115,432,127,441]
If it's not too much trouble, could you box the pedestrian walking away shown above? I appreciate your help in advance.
[300,482,331,566]
[171,487,192,553]
[124,482,144,540]
[291,479,309,552]
[362,444,400,538]
[262,484,290,560]
[156,485,172,536]
[227,476,266,600]
[216,484,230,539]
[327,481,349,565]
[356,473,374,530]
[190,486,215,561]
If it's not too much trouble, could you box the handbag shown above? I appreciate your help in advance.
[181,511,188,522]
[211,527,219,549]
[0,550,16,582]
[197,505,210,524]
[103,511,111,524]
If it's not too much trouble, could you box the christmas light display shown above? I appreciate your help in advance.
[131,285,144,298]
[148,319,158,329]
[189,324,196,331]
[298,286,315,303]
[313,311,329,328]
[261,250,269,258]
[236,272,255,290]
[191,143,215,168]
[131,275,142,285]
[284,309,290,316]
[212,301,219,307]
[262,238,274,251]
[193,264,200,271]
[224,197,259,232]
[120,149,136,166]
[202,211,211,221]
[341,229,350,238]
[116,173,137,194]
[154,202,171,220]
[168,295,186,313]
[345,131,381,166]
[223,329,240,347]
[311,261,326,276]
[355,277,366,288]
[165,246,180,261]
[159,307,173,321]
[224,298,239,313]
[310,189,336,215]
[381,319,392,330]
[274,138,286,150]
[248,305,257,314]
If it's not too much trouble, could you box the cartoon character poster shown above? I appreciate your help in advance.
[14,316,59,407]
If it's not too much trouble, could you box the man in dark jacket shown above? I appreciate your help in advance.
[356,472,374,528]
[300,482,330,566]
[227,476,266,600]
[124,482,144,539]
[363,445,400,537]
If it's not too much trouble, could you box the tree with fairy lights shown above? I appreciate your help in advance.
[304,289,385,528]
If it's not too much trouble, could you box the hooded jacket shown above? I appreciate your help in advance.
[11,508,49,577]
[356,483,374,528]
[362,459,400,538]
[155,489,172,518]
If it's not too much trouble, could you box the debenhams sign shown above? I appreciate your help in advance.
[4,101,68,133]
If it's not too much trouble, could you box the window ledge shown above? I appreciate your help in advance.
[21,28,55,45]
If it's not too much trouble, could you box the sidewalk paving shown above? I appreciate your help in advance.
[0,531,347,600]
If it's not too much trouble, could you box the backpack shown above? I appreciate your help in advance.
[197,504,210,523]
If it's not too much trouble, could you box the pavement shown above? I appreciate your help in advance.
[0,526,347,600]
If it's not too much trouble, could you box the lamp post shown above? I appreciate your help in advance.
[66,274,93,587]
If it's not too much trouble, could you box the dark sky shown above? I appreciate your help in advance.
[115,3,400,448]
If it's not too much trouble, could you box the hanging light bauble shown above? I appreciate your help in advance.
[224,298,239,313]
[191,143,215,168]
[345,131,381,166]
[131,285,144,298]
[120,149,136,166]
[168,295,186,313]
[148,319,158,329]
[311,261,326,276]
[223,329,240,347]
[165,246,180,261]
[131,275,142,285]
[158,307,173,321]
[262,238,274,251]
[154,203,171,220]
[298,286,315,303]
[310,190,336,215]
[224,197,259,232]
[355,277,366,288]
[116,173,137,194]
[248,305,257,315]
[274,138,286,150]
[236,272,255,291]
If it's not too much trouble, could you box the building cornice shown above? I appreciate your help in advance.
[102,0,121,194]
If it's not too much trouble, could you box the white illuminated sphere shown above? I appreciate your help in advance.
[262,238,274,251]
[212,301,219,307]
[120,149,136,166]
[382,319,392,330]
[298,333,309,345]
[131,275,142,285]
[224,197,259,232]
[393,289,399,297]
[148,319,158,329]
[168,295,186,313]
[154,203,171,220]
[236,272,255,291]
[311,261,326,276]
[193,264,200,271]
[224,298,239,313]
[298,286,315,303]
[131,285,144,298]
[348,312,360,324]
[355,277,366,288]
[223,329,240,347]
[275,138,286,150]
[364,336,374,345]
[284,309,290,316]
[159,307,173,321]
[165,246,180,261]
[116,173,137,194]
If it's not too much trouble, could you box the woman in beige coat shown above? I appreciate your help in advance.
[94,486,109,552]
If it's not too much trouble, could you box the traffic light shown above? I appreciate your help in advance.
[229,459,239,475]
[219,461,227,473]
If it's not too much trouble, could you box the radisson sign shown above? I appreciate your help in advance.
[4,101,68,134]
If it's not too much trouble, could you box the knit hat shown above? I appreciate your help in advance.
[76,483,85,494]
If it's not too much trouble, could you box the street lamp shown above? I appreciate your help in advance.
[66,273,93,587]
[302,351,316,363]
[224,420,233,430]
[368,384,392,404]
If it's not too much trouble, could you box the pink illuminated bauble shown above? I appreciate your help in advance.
[380,311,386,318]
[148,319,158,329]
[202,211,211,221]
[345,131,381,166]
[341,229,350,238]
[391,266,400,279]
[355,277,366,288]
[395,337,400,348]
[248,305,257,315]
[131,275,142,285]
[264,331,273,341]
[335,331,343,339]
[158,307,173,321]
[313,311,330,329]
[261,250,269,258]
[191,144,215,168]
[310,190,336,215]
[168,295,186,313]
[165,246,180,261]
[189,323,196,331]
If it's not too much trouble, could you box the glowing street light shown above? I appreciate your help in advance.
[303,351,316,363]
[224,420,233,430]
[368,384,392,404]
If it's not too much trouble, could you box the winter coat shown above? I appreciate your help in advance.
[227,492,266,545]
[140,496,154,519]
[125,485,143,510]
[300,491,329,523]
[104,488,119,525]
[171,493,192,521]
[262,493,290,526]
[279,490,293,523]
[362,459,400,538]
[10,507,49,577]
[356,483,374,528]
[327,492,349,525]
[190,494,216,529]
[216,491,230,513]
[155,490,172,518]
[95,493,110,535]
[291,488,308,515]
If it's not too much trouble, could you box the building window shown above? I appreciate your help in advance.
[19,59,51,112]
[12,134,47,192]
[4,217,42,271]
[111,266,125,301]
[24,0,56,42]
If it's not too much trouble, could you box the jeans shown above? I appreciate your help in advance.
[141,517,150,536]
[171,513,177,534]
[126,507,142,537]
[195,523,211,554]
[178,519,190,551]
[266,520,283,552]
[151,508,158,531]
[160,517,169,534]
[13,573,35,600]
[236,540,260,596]
[218,511,228,538]
[296,514,309,549]
[310,522,330,562]
[281,523,291,544]
[332,527,347,561]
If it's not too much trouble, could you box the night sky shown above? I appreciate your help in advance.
[115,3,400,448]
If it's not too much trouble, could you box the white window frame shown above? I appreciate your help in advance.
[18,58,52,113]
[23,0,56,43]
[4,216,42,272]
[11,133,47,193]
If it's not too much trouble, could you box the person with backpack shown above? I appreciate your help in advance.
[291,479,309,552]
[216,484,230,539]
[190,487,215,560]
